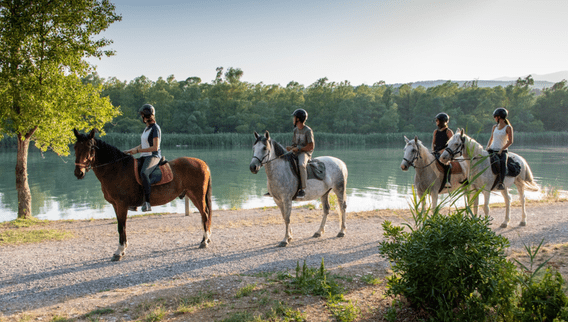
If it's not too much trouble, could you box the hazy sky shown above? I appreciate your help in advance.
[88,0,568,86]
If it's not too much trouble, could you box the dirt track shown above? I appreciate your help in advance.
[1,201,567,320]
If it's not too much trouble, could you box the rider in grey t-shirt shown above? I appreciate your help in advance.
[287,109,314,199]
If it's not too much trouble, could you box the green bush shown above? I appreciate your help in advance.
[517,268,568,321]
[378,189,518,320]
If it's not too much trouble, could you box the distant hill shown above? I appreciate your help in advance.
[494,71,568,83]
[389,79,555,90]
[387,71,567,90]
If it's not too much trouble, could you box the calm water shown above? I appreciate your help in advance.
[0,145,567,222]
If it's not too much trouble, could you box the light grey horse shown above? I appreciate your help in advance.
[249,131,348,247]
[440,128,540,228]
[400,136,474,211]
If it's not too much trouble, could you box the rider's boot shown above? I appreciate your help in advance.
[141,195,152,212]
[128,206,138,211]
[445,164,452,188]
[297,189,305,199]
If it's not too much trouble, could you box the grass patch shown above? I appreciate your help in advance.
[0,217,50,229]
[0,229,73,245]
[235,283,257,298]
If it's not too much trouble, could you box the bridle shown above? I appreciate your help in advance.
[74,139,130,172]
[403,143,420,168]
[252,139,292,167]
[444,135,465,160]
[74,139,96,172]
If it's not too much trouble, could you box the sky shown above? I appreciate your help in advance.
[87,0,568,86]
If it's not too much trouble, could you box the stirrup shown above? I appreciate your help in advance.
[497,183,506,190]
[142,202,152,212]
[296,189,305,199]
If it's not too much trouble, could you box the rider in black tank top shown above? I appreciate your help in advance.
[432,113,454,188]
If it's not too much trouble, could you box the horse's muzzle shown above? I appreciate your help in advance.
[74,167,86,179]
[400,163,409,171]
[249,160,260,174]
[439,152,450,164]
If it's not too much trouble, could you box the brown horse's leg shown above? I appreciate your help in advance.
[187,176,212,248]
[112,204,128,261]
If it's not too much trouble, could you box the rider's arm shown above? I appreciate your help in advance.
[501,125,514,152]
[431,129,437,151]
[301,142,314,153]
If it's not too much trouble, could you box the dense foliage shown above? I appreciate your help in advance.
[378,202,518,320]
[84,70,567,135]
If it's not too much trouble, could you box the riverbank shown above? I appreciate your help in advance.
[1,199,567,321]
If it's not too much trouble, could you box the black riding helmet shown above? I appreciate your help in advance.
[292,108,308,123]
[139,104,155,118]
[435,112,449,123]
[493,107,508,119]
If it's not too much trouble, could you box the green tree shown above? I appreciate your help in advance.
[0,0,121,218]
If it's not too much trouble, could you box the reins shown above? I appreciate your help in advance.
[75,139,131,172]
[253,139,293,167]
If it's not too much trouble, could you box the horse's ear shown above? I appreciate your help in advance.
[254,131,260,139]
[404,136,410,143]
[461,128,466,136]
[414,135,418,142]
[264,131,270,140]
[73,129,80,138]
[88,129,97,139]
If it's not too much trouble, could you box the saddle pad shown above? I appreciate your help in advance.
[489,154,521,177]
[435,160,463,175]
[307,159,326,180]
[134,159,174,186]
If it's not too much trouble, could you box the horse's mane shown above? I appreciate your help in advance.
[461,133,485,156]
[91,137,133,166]
[254,136,288,157]
[271,140,288,157]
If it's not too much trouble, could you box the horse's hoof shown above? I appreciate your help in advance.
[520,222,527,226]
[199,239,210,248]
[111,254,122,261]
[337,232,345,238]
[313,232,322,238]
[500,223,508,228]
[278,241,288,247]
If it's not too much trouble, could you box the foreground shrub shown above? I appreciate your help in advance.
[378,191,518,320]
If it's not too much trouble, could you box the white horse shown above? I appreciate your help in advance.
[249,131,348,247]
[440,128,540,228]
[400,136,473,211]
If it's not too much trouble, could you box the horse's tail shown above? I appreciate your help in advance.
[521,162,539,192]
[205,173,213,227]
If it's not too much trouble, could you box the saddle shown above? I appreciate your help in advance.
[434,153,465,193]
[134,157,174,186]
[489,153,521,177]
[285,153,326,200]
[488,153,521,190]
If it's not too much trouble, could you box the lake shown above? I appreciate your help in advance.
[1,145,567,222]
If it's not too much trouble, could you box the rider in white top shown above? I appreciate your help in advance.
[486,107,514,190]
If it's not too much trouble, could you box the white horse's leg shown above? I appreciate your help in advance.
[482,190,491,217]
[336,190,347,237]
[185,195,190,216]
[518,184,527,226]
[314,191,329,238]
[277,201,293,247]
[114,241,128,258]
[500,188,511,228]
[431,192,438,211]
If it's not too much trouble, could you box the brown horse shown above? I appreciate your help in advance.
[73,129,212,261]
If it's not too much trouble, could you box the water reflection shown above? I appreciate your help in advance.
[0,145,566,222]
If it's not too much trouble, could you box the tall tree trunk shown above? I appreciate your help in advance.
[15,133,33,219]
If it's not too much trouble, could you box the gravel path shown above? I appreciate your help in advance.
[1,201,567,315]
